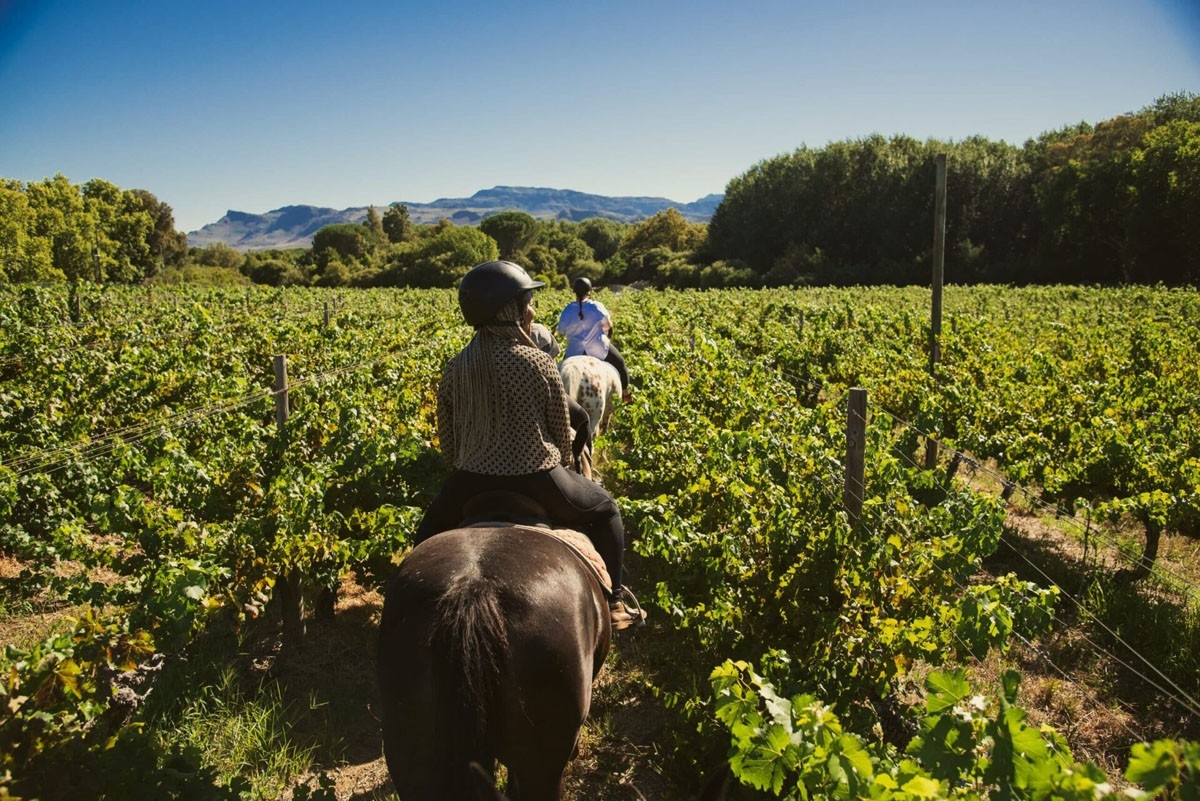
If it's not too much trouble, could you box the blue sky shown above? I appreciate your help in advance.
[1,0,1197,233]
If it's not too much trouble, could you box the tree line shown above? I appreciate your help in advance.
[2,92,1196,289]
[705,91,1200,286]
[0,176,187,284]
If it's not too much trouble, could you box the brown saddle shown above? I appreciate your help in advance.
[460,490,613,595]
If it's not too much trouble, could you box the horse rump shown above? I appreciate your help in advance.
[379,527,610,801]
[559,356,619,439]
[378,556,506,800]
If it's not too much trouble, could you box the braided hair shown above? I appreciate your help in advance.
[446,291,536,465]
[573,277,591,319]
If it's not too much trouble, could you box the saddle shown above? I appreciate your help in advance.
[459,490,613,596]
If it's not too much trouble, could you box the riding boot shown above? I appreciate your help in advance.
[609,585,646,630]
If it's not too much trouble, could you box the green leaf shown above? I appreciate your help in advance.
[1125,741,1178,792]
[900,774,943,798]
[924,669,970,714]
[1000,669,1021,706]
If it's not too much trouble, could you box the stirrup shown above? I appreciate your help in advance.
[609,586,646,631]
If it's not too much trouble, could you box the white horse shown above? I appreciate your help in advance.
[559,356,622,473]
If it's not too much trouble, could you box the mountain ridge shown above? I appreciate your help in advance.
[188,186,724,252]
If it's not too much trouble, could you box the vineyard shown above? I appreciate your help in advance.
[2,283,1199,800]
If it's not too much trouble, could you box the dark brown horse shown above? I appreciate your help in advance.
[378,524,612,801]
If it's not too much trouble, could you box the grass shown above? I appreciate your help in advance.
[980,512,1200,773]
[166,668,317,799]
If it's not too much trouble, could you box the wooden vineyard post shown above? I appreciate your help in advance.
[273,354,290,432]
[324,301,331,328]
[272,355,306,648]
[845,388,867,528]
[926,153,947,469]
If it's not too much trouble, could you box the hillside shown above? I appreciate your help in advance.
[187,186,723,251]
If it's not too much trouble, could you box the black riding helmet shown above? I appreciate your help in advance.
[458,260,545,327]
[572,276,592,298]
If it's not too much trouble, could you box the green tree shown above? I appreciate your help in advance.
[311,223,374,266]
[522,243,556,277]
[576,218,628,262]
[364,205,385,243]
[1028,114,1153,283]
[1146,90,1200,125]
[244,258,298,286]
[25,174,98,282]
[479,211,538,260]
[619,208,706,282]
[191,242,244,270]
[623,207,705,254]
[531,219,595,278]
[84,179,158,283]
[1,175,188,284]
[705,146,821,276]
[0,179,54,282]
[382,202,414,244]
[129,189,188,271]
[314,254,352,287]
[706,135,1038,286]
[384,223,498,287]
[243,249,306,286]
[1124,119,1200,284]
[940,137,1035,283]
[1022,93,1200,284]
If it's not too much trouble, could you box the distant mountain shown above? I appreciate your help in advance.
[187,186,724,251]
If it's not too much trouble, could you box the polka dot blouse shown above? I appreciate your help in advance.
[437,337,573,475]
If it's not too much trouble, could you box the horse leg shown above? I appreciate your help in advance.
[505,751,571,801]
[499,638,595,801]
[380,614,442,799]
[381,572,500,800]
[380,670,440,800]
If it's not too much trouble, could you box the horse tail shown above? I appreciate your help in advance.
[429,575,507,795]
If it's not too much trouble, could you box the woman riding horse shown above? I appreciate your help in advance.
[556,276,632,403]
[529,318,594,474]
[412,259,644,628]
[380,261,643,798]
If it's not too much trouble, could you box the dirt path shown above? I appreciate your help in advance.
[285,581,675,801]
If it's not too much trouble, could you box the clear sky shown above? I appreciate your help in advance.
[1,0,1197,233]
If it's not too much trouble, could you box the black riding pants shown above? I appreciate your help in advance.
[604,345,629,392]
[567,396,592,459]
[413,465,625,591]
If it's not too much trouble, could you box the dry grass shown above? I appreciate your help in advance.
[0,554,85,648]
[978,503,1199,772]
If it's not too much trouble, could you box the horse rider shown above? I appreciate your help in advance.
[529,317,593,470]
[413,260,645,630]
[556,276,632,403]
